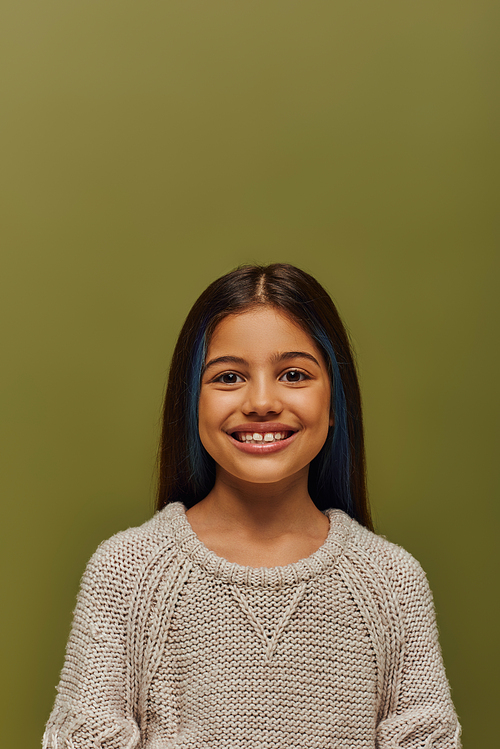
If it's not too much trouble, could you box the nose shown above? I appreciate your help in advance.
[241,376,283,417]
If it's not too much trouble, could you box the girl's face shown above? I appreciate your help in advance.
[198,306,333,489]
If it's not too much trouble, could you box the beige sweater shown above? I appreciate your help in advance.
[43,502,461,748]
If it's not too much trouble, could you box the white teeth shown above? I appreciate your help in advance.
[234,431,291,443]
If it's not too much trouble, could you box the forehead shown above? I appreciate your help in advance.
[207,307,324,361]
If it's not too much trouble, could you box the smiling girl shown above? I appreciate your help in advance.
[44,264,461,748]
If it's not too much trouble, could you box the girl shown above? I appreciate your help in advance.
[43,263,461,748]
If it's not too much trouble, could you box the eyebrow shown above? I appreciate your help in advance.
[203,351,321,373]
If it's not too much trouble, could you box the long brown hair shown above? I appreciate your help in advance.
[156,263,372,530]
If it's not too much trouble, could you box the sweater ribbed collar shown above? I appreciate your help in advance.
[161,501,352,588]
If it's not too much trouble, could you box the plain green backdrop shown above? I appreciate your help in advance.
[1,1,498,746]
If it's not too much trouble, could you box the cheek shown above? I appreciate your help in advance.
[197,399,216,455]
[293,391,332,437]
[198,390,234,436]
[313,383,332,418]
[197,392,213,438]
[318,393,334,431]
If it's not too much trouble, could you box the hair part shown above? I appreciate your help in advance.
[156,263,372,530]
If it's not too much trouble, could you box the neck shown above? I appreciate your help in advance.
[189,467,327,540]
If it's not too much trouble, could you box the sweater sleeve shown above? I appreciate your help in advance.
[42,537,141,749]
[375,555,462,749]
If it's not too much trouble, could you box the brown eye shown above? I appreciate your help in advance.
[281,370,308,383]
[215,372,243,384]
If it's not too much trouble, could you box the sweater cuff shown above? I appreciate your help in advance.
[42,699,140,749]
[376,706,462,748]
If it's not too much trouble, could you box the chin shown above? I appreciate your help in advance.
[222,464,307,487]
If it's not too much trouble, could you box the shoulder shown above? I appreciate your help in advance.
[340,513,432,602]
[335,513,441,648]
[78,502,182,599]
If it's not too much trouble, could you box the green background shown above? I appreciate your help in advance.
[1,2,498,746]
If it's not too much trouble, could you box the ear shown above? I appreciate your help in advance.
[329,411,334,428]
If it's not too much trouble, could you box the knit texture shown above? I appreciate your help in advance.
[43,502,461,748]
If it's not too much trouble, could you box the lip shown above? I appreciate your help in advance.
[227,422,297,434]
[225,423,299,455]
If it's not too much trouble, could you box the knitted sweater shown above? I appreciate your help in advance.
[43,502,461,749]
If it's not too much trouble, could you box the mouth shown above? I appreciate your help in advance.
[230,430,295,444]
[225,424,299,454]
